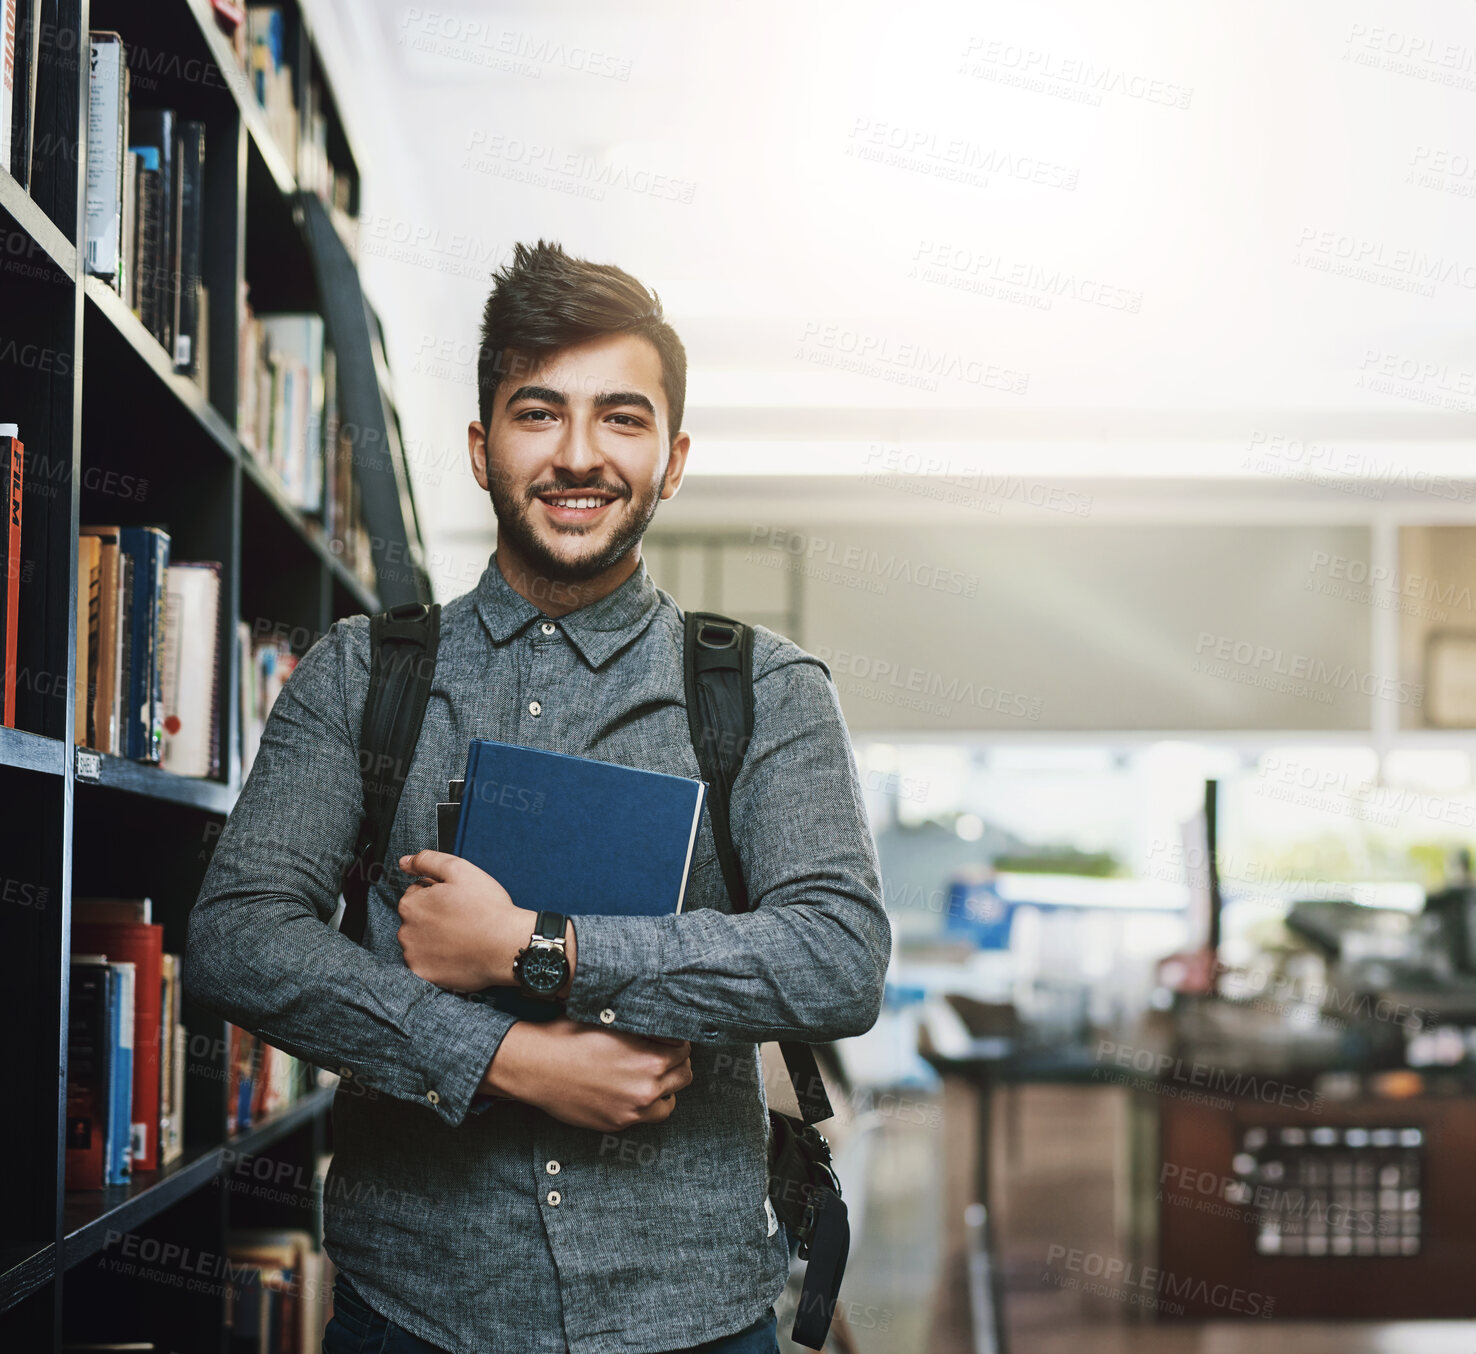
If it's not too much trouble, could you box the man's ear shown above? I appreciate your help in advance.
[660,431,692,501]
[469,421,490,490]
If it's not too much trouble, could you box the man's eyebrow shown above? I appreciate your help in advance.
[593,390,656,416]
[505,385,567,408]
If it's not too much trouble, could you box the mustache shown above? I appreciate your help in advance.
[527,482,629,500]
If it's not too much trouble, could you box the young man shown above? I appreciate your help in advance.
[184,241,891,1354]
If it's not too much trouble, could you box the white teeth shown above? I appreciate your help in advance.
[547,496,607,509]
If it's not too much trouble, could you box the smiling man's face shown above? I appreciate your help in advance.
[469,331,690,609]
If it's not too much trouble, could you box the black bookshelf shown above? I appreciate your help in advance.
[0,3,427,1349]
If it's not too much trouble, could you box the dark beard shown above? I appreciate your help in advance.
[487,461,667,583]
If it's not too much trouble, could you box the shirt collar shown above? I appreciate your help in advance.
[473,549,663,669]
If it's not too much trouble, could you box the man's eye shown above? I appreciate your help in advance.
[517,409,555,422]
[607,414,642,427]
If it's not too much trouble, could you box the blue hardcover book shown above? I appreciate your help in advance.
[451,739,707,1021]
[110,526,170,762]
[106,960,135,1185]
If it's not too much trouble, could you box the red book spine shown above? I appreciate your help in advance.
[2,434,22,728]
[74,922,164,1171]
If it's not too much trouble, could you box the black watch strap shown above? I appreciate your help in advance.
[535,910,567,942]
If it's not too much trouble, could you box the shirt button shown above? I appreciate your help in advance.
[541,622,556,635]
[339,1067,353,1079]
[546,1160,561,1174]
[426,1090,440,1105]
[529,700,542,717]
[546,1189,562,1206]
[599,1008,616,1024]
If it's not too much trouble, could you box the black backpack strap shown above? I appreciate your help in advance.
[682,610,836,1126]
[340,601,441,944]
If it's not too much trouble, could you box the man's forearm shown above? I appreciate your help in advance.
[559,900,889,1046]
[184,885,518,1127]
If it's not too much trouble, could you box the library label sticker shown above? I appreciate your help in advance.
[75,750,101,783]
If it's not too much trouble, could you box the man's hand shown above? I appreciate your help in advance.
[482,1017,693,1132]
[395,850,534,992]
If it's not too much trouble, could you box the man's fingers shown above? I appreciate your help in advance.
[634,1095,678,1126]
[399,849,459,883]
[654,1057,693,1100]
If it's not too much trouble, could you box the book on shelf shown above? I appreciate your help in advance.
[226,1229,329,1354]
[160,560,222,778]
[84,32,129,287]
[74,914,164,1171]
[226,1024,256,1135]
[130,143,163,340]
[65,956,114,1190]
[159,952,184,1165]
[79,525,169,762]
[1,423,21,728]
[246,7,297,177]
[76,531,98,745]
[127,106,179,361]
[1,0,15,176]
[224,1023,315,1137]
[238,620,298,781]
[324,402,376,592]
[105,958,134,1185]
[8,0,43,188]
[237,299,327,511]
[68,904,188,1185]
[173,118,206,377]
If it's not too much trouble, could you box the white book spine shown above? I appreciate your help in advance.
[0,0,16,176]
[85,34,126,281]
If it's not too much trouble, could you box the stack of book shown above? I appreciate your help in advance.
[225,1229,332,1354]
[65,899,186,1188]
[226,1025,315,1135]
[246,6,297,177]
[324,405,376,592]
[237,297,326,511]
[76,529,223,778]
[236,622,299,780]
[84,32,210,386]
[299,77,356,240]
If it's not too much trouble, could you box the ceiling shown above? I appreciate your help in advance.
[302,0,1476,592]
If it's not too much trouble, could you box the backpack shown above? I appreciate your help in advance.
[338,600,850,1350]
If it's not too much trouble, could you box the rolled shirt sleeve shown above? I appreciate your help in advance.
[563,650,892,1045]
[182,617,517,1128]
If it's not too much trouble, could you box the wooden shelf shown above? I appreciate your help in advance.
[73,748,237,815]
[0,7,422,1343]
[0,167,74,276]
[61,1085,335,1272]
[0,1242,55,1316]
[0,727,65,777]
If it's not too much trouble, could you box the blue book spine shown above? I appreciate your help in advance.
[116,527,170,761]
[106,961,135,1185]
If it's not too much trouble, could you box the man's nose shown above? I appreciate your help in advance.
[552,416,604,476]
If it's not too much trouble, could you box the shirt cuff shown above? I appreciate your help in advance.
[403,987,519,1127]
[563,913,680,1034]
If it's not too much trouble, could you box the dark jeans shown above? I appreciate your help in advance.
[323,1275,782,1354]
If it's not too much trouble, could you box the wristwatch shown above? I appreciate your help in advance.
[513,910,571,999]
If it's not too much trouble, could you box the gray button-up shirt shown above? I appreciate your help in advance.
[184,551,891,1354]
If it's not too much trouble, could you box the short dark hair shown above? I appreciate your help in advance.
[477,240,687,442]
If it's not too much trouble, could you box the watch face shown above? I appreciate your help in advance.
[518,945,568,995]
